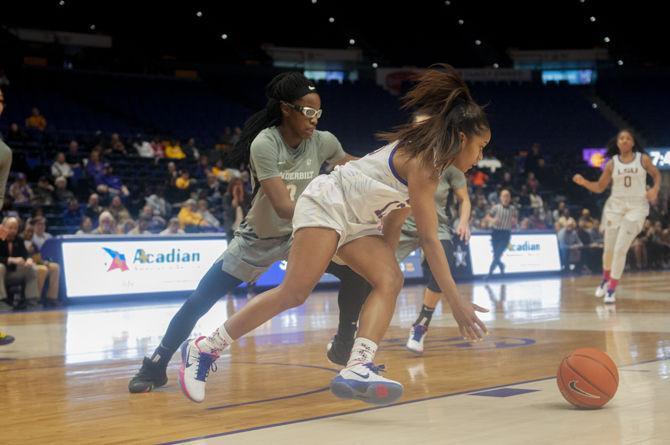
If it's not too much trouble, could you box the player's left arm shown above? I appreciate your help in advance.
[453,186,472,242]
[641,154,662,203]
[328,153,358,167]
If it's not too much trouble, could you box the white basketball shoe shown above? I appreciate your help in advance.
[178,336,219,403]
[330,362,403,405]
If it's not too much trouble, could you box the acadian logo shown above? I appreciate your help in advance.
[508,241,540,252]
[133,248,201,264]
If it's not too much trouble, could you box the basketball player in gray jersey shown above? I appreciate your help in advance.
[0,87,15,345]
[129,72,367,392]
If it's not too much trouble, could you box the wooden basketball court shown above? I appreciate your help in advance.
[1,272,669,444]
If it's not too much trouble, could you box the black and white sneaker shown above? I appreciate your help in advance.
[128,357,168,393]
[326,334,354,367]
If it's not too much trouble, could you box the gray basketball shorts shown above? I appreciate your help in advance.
[217,231,292,283]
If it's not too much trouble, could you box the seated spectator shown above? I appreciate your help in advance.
[529,189,543,212]
[85,148,105,183]
[9,173,33,205]
[193,155,211,179]
[95,184,113,207]
[558,220,584,273]
[204,172,222,201]
[85,193,103,221]
[500,170,514,191]
[198,199,221,228]
[62,198,83,227]
[183,137,200,160]
[222,178,251,238]
[579,208,594,230]
[6,122,28,144]
[118,219,137,235]
[526,171,540,193]
[107,133,128,157]
[145,187,171,219]
[170,170,192,203]
[32,176,55,206]
[93,211,116,235]
[139,205,166,233]
[175,170,192,190]
[165,139,186,160]
[26,217,60,306]
[150,138,165,158]
[97,164,130,197]
[178,199,210,230]
[25,107,47,132]
[555,208,576,231]
[0,217,40,308]
[160,217,185,235]
[76,217,94,235]
[528,208,547,230]
[470,168,489,189]
[128,217,152,235]
[51,152,74,179]
[66,140,83,169]
[54,176,75,206]
[107,196,131,224]
[552,201,567,225]
[134,139,155,158]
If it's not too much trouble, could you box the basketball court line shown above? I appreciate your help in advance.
[160,356,670,445]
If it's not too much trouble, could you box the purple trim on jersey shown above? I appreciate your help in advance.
[388,145,408,186]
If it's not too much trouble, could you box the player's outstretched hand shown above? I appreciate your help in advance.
[457,222,471,243]
[451,299,489,341]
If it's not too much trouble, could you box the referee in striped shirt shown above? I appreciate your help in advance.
[486,189,517,277]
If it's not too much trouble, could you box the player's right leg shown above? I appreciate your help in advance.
[598,198,624,298]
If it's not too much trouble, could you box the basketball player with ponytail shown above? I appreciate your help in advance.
[179,64,490,405]
[573,129,661,304]
[128,72,365,392]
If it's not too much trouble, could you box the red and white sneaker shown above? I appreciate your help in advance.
[178,336,219,403]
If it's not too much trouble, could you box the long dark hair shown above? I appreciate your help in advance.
[606,128,645,159]
[378,64,489,174]
[232,72,316,163]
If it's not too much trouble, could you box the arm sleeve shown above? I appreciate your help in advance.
[318,131,346,164]
[250,136,282,181]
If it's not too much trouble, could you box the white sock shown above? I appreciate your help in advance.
[200,324,234,354]
[347,337,378,367]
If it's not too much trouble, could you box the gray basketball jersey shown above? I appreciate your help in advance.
[241,127,345,239]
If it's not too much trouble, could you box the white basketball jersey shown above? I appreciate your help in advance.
[611,153,646,199]
[330,142,410,223]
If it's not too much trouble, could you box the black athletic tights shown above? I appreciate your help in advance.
[158,260,371,358]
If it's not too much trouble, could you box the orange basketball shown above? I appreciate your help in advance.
[556,348,619,409]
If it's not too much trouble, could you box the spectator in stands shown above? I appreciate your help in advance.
[178,199,210,230]
[139,205,166,233]
[51,152,73,179]
[108,133,128,157]
[97,163,130,197]
[470,168,489,189]
[222,177,251,238]
[32,176,55,206]
[134,139,155,158]
[555,208,576,231]
[76,217,94,235]
[85,193,103,221]
[27,217,61,305]
[9,173,33,205]
[93,211,116,235]
[197,199,220,229]
[0,217,40,309]
[552,201,567,224]
[25,107,47,132]
[54,176,75,205]
[62,198,83,227]
[500,170,514,191]
[129,217,151,235]
[193,154,210,179]
[145,186,171,219]
[107,195,131,224]
[6,122,28,144]
[169,169,191,203]
[160,217,184,235]
[558,220,583,273]
[526,142,543,174]
[85,148,105,182]
[118,219,137,235]
[165,139,186,160]
[95,184,113,207]
[150,138,165,158]
[230,126,242,146]
[66,140,83,168]
[526,171,540,193]
[204,172,222,201]
[529,188,543,213]
[528,208,547,230]
[183,138,200,160]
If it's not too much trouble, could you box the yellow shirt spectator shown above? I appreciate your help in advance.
[165,141,186,159]
[178,200,208,228]
[25,107,47,131]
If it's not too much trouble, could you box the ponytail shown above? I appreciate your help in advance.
[378,64,489,174]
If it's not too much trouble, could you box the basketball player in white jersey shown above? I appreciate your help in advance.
[573,129,661,303]
[177,64,490,406]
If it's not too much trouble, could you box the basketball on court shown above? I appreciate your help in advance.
[556,348,619,409]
